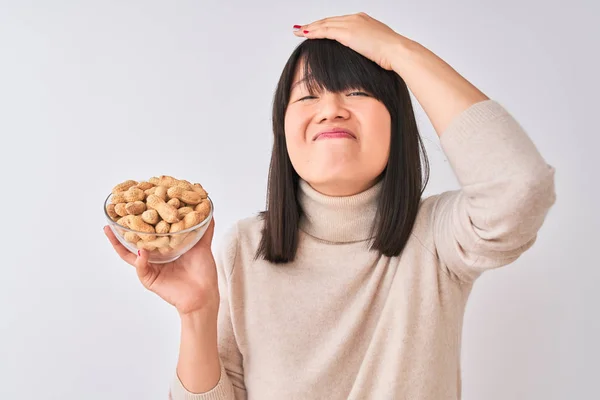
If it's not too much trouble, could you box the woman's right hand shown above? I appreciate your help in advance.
[104,218,219,316]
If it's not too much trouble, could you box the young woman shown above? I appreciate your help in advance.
[105,12,556,400]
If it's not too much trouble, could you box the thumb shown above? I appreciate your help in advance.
[190,216,215,253]
[198,217,215,248]
[183,216,215,259]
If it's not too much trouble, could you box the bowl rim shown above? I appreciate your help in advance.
[103,192,214,236]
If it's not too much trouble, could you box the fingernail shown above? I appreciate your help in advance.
[138,250,141,256]
[293,25,301,30]
[303,30,309,34]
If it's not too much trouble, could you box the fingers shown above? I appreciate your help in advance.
[293,13,358,33]
[133,249,154,285]
[104,225,137,266]
[105,225,156,287]
[293,21,349,40]
[298,14,347,29]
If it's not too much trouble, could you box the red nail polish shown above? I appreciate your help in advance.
[293,25,301,29]
[303,30,309,34]
[138,250,141,256]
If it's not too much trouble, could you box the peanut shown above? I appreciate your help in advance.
[170,231,192,250]
[106,203,119,220]
[114,203,128,217]
[141,209,159,225]
[158,244,174,255]
[125,187,145,202]
[192,183,208,198]
[111,192,126,204]
[179,229,200,249]
[137,242,156,251]
[167,186,202,205]
[183,211,204,229]
[177,206,194,219]
[112,180,138,194]
[194,199,211,219]
[169,220,186,234]
[136,181,154,191]
[116,216,129,228]
[155,220,171,234]
[169,220,187,247]
[175,180,194,191]
[124,232,141,243]
[154,185,168,202]
[136,236,169,251]
[144,187,157,197]
[111,187,145,204]
[125,201,146,215]
[146,194,180,223]
[125,215,156,241]
[167,198,181,208]
[150,175,179,188]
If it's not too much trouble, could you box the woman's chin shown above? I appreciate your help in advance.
[304,169,357,188]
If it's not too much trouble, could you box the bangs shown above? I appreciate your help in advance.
[292,39,395,102]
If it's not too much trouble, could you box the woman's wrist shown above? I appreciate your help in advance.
[179,308,218,332]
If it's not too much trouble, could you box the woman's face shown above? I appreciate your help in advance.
[284,63,391,196]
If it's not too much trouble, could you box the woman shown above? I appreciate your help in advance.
[105,12,556,400]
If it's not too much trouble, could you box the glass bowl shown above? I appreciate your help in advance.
[103,193,213,264]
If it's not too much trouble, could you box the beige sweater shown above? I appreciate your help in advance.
[169,99,556,400]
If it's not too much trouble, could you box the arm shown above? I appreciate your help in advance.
[391,39,556,281]
[170,224,246,399]
[175,312,222,393]
[389,38,490,137]
[432,99,556,281]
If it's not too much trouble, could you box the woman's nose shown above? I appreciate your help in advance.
[316,93,351,122]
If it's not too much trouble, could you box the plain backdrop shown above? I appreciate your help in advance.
[0,1,598,399]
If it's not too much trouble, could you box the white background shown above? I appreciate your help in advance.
[0,1,597,399]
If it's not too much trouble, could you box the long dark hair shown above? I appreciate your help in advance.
[256,39,429,263]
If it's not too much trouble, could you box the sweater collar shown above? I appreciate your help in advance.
[297,178,382,243]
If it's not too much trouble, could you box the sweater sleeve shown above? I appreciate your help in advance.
[432,99,556,282]
[169,222,247,400]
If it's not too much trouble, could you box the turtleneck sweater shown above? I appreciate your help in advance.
[169,99,556,400]
[297,177,382,243]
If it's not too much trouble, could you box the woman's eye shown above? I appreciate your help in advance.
[296,92,368,102]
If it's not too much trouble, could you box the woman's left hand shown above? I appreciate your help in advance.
[293,12,408,71]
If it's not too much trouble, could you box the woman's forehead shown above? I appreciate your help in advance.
[289,57,369,94]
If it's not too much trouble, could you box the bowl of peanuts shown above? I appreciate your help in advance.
[103,175,213,264]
